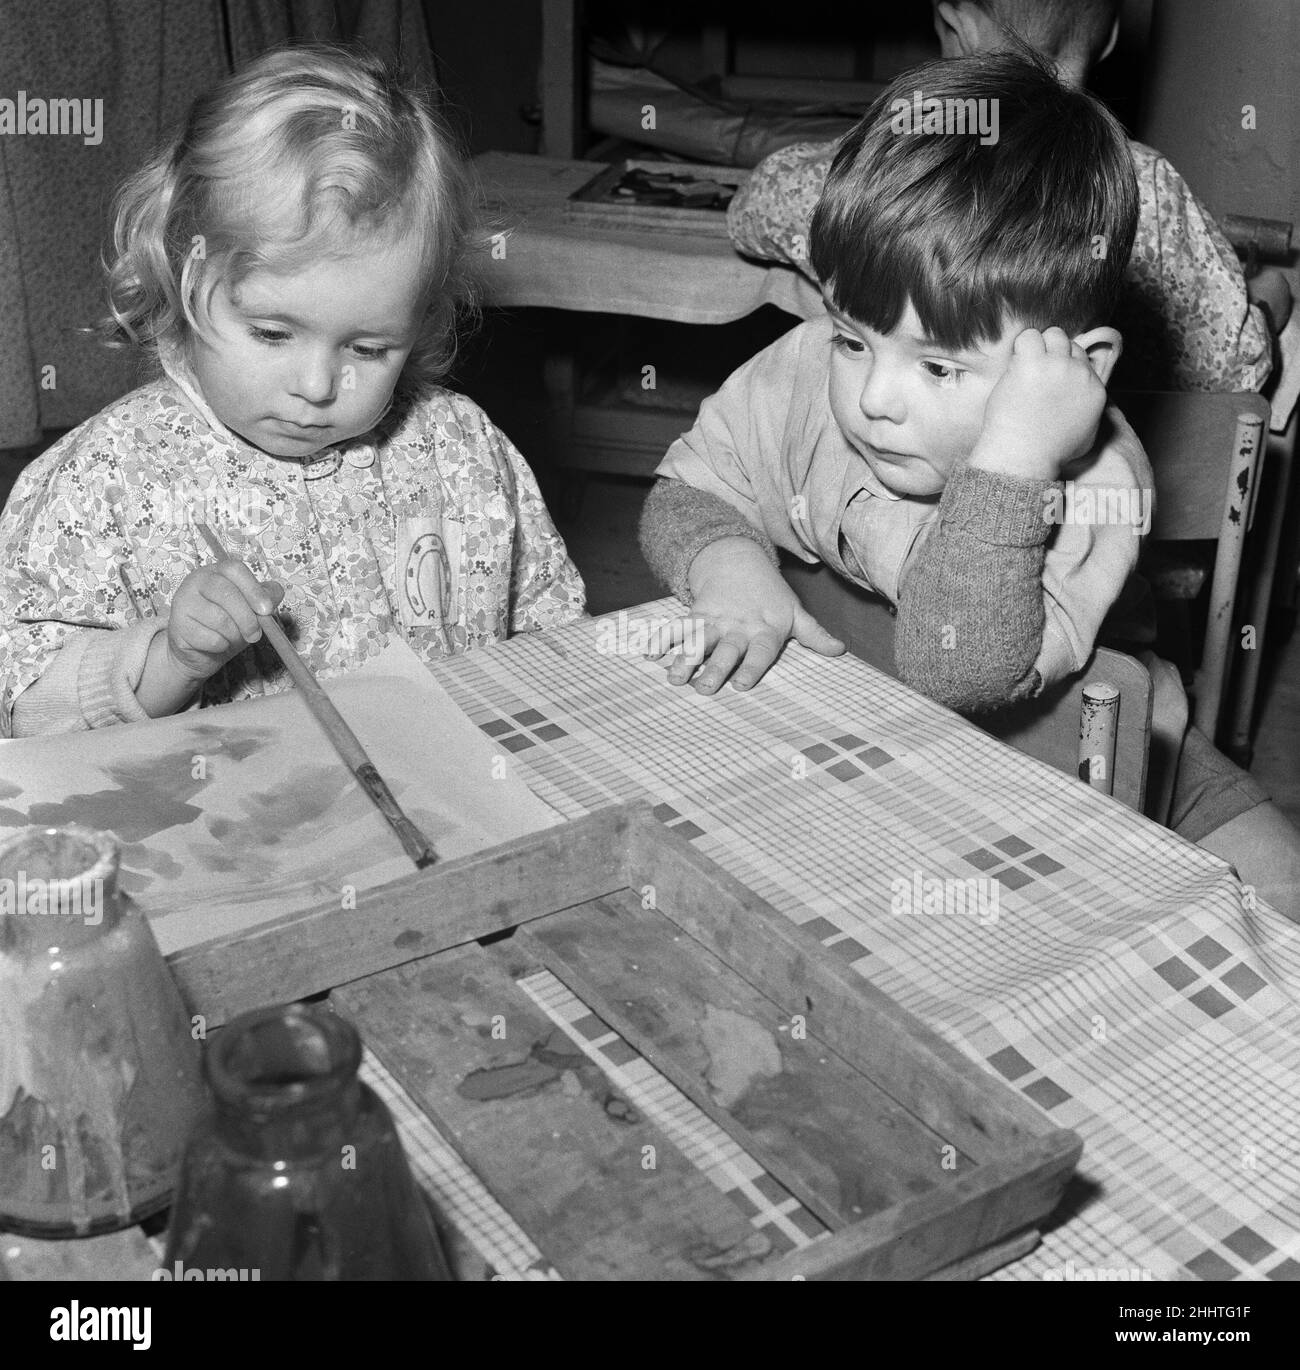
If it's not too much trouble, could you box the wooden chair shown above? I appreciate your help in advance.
[781,562,1157,816]
[980,647,1156,815]
[1116,391,1271,750]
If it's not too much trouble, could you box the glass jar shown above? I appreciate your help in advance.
[163,1001,452,1280]
[0,826,206,1237]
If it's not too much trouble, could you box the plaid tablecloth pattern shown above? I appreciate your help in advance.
[393,600,1300,1281]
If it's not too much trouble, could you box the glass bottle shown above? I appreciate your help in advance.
[163,1001,452,1280]
[0,826,206,1237]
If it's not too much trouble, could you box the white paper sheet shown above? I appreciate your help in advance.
[0,639,561,954]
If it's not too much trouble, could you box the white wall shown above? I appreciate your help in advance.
[1141,0,1298,235]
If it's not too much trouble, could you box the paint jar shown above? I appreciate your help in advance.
[163,1001,453,1280]
[0,826,206,1237]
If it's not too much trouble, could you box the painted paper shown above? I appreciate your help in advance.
[0,639,560,954]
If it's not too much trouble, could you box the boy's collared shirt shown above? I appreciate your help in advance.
[655,315,1153,690]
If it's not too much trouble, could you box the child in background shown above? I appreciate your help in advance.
[640,51,1300,916]
[0,44,584,737]
[728,0,1271,395]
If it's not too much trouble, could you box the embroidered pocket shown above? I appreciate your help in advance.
[396,516,462,631]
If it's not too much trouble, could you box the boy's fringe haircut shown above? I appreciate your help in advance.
[810,49,1137,350]
[98,42,485,393]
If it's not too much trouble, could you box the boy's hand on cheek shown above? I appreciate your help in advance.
[646,537,845,694]
[971,327,1107,482]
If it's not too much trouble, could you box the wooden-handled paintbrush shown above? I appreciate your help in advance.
[195,521,438,869]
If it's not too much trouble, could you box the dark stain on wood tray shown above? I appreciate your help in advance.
[334,943,779,1280]
[520,891,978,1228]
[167,803,1080,1281]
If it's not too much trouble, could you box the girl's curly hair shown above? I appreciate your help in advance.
[99,42,485,394]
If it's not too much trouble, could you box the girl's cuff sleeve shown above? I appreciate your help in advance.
[10,618,171,735]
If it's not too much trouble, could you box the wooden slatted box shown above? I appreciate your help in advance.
[167,803,1081,1282]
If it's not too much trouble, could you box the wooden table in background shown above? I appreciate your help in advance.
[473,151,819,487]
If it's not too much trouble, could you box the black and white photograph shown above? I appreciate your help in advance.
[0,0,1296,1331]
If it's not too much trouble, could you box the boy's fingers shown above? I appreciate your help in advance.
[1041,327,1072,354]
[644,615,697,659]
[691,633,749,693]
[666,622,719,684]
[1013,327,1045,354]
[792,610,846,657]
[639,615,672,655]
[667,649,711,685]
[666,659,692,685]
[665,652,694,685]
[730,630,784,690]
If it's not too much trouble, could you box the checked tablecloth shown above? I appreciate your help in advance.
[384,599,1300,1282]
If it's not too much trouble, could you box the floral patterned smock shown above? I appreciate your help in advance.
[0,362,586,733]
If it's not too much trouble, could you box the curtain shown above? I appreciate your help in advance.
[0,0,437,449]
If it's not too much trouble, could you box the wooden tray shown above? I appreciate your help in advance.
[563,159,748,237]
[166,803,1081,1282]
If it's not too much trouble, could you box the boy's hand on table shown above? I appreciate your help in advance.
[136,561,284,717]
[969,326,1108,482]
[645,537,845,694]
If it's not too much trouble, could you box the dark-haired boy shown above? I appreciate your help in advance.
[639,52,1300,914]
[727,0,1270,394]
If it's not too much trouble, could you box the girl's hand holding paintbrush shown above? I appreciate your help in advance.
[135,558,284,718]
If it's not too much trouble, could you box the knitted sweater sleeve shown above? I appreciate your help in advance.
[638,478,779,603]
[894,465,1056,714]
[8,618,169,736]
